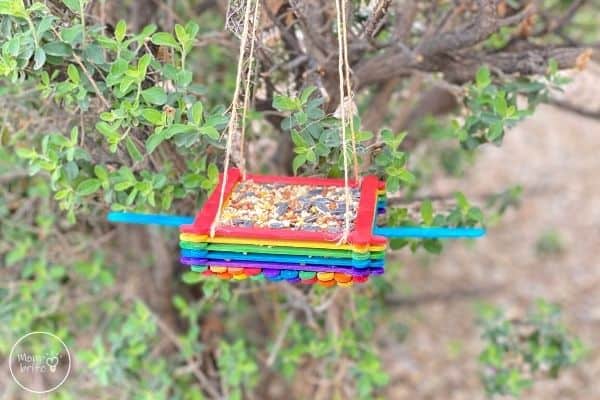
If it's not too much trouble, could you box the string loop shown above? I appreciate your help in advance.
[213,0,360,244]
[335,0,359,244]
[211,0,259,237]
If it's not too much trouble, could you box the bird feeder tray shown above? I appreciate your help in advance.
[179,168,388,286]
[180,168,387,247]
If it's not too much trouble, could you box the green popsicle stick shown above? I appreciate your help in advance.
[180,241,385,260]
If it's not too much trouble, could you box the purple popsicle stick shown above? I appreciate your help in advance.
[180,257,378,276]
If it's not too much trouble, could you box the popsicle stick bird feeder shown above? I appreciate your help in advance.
[107,0,486,287]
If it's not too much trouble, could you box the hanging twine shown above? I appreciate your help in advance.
[210,0,258,237]
[239,0,261,180]
[340,0,360,184]
[212,0,359,243]
[335,0,353,245]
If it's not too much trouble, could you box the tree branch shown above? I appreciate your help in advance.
[354,2,536,87]
[362,0,392,39]
[535,0,587,36]
[357,45,590,88]
[438,47,590,83]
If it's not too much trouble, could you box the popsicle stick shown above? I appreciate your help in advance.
[107,212,194,226]
[373,226,486,238]
[107,212,486,239]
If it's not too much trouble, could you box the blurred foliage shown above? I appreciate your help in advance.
[535,230,566,256]
[476,300,585,397]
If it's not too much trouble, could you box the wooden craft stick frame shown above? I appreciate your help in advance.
[180,168,387,246]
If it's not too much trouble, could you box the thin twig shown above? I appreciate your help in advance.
[266,312,295,367]
[51,27,111,109]
[132,295,222,399]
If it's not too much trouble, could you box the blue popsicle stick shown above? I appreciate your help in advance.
[107,212,194,227]
[373,226,486,238]
[107,212,486,239]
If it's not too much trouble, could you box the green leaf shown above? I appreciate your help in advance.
[125,187,138,205]
[548,58,558,75]
[54,189,70,200]
[320,129,340,147]
[175,69,193,87]
[172,294,188,313]
[292,154,306,174]
[142,108,164,125]
[487,121,504,141]
[33,48,46,70]
[67,64,80,84]
[137,53,152,77]
[295,111,308,125]
[49,134,71,148]
[5,37,19,56]
[115,20,127,42]
[82,49,106,70]
[164,124,194,139]
[109,58,128,77]
[95,122,119,140]
[141,86,167,105]
[43,41,72,57]
[190,101,203,125]
[114,181,134,191]
[0,0,27,18]
[299,86,317,104]
[183,173,202,188]
[125,136,143,162]
[291,130,306,147]
[207,163,218,180]
[61,24,83,44]
[5,240,30,266]
[151,32,179,48]
[505,369,532,395]
[94,165,109,181]
[467,206,484,223]
[174,24,188,46]
[36,15,55,37]
[397,169,415,185]
[70,126,79,144]
[15,147,37,159]
[476,66,491,89]
[185,21,199,38]
[421,200,433,225]
[198,125,219,140]
[76,179,101,196]
[146,131,165,153]
[423,239,442,254]
[62,0,80,13]
[356,130,373,142]
[181,271,203,284]
[494,91,508,117]
[455,192,470,212]
[273,95,299,112]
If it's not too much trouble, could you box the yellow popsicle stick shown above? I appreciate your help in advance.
[180,233,386,253]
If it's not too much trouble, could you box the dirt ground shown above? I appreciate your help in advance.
[381,69,600,399]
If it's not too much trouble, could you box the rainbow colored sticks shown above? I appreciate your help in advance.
[107,169,486,288]
[179,169,388,287]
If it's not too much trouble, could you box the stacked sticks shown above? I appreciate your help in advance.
[179,168,388,287]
